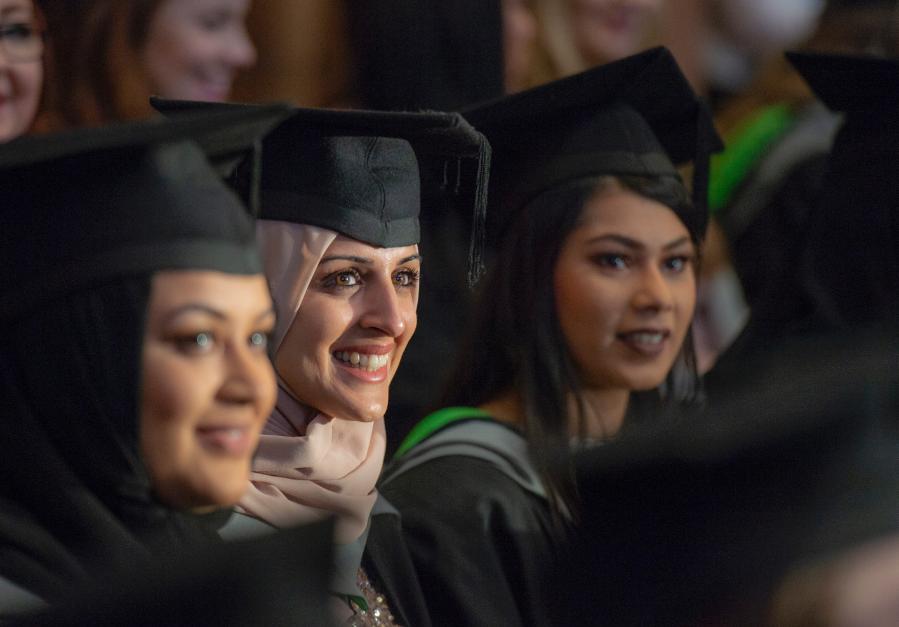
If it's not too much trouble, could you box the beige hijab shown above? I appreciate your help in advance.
[238,220,387,545]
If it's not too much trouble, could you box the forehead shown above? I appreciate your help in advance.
[149,270,270,311]
[323,235,419,263]
[0,0,33,15]
[574,187,690,244]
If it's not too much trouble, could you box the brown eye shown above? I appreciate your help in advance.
[393,269,420,288]
[323,268,362,289]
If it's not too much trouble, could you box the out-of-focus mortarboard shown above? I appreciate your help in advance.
[152,99,492,285]
[552,330,899,625]
[0,104,291,322]
[463,46,723,243]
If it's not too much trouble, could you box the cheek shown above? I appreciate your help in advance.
[141,347,217,422]
[554,263,619,340]
[275,301,351,391]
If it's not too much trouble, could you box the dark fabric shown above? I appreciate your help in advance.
[555,330,899,626]
[363,511,432,627]
[380,457,559,627]
[786,51,899,329]
[346,0,504,112]
[12,520,335,627]
[0,280,220,605]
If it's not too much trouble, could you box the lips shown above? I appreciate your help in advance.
[331,345,392,382]
[195,425,255,456]
[616,329,671,357]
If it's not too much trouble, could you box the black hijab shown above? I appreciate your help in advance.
[0,107,287,605]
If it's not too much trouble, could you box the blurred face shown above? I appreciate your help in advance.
[554,184,697,392]
[142,0,256,102]
[275,236,420,423]
[569,0,663,65]
[0,0,42,141]
[141,271,276,510]
[502,0,537,92]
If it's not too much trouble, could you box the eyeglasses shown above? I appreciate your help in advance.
[0,20,44,63]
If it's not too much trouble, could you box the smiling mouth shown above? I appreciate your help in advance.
[616,330,671,356]
[196,426,254,456]
[333,350,389,373]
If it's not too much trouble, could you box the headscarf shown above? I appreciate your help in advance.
[238,221,386,546]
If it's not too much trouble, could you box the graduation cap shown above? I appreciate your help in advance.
[152,99,492,285]
[0,104,291,322]
[786,50,899,152]
[462,46,722,242]
[552,329,899,625]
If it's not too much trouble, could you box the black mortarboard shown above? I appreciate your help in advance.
[463,46,722,242]
[552,330,899,625]
[0,105,290,322]
[153,99,492,284]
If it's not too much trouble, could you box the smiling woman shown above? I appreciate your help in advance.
[37,0,255,127]
[0,106,286,610]
[0,0,43,141]
[137,102,494,626]
[378,48,720,626]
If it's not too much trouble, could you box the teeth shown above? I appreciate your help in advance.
[334,351,389,371]
[628,332,664,344]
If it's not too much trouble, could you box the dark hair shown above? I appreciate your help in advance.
[37,0,164,128]
[441,174,703,516]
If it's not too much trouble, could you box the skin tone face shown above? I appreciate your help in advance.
[140,270,276,510]
[275,235,420,423]
[0,0,42,141]
[554,183,697,402]
[501,0,538,93]
[141,0,256,102]
[568,0,664,65]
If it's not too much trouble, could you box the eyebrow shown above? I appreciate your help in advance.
[163,304,276,325]
[585,234,693,251]
[319,254,423,265]
[320,255,372,265]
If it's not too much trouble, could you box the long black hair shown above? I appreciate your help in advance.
[441,174,703,516]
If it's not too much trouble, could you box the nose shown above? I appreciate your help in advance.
[217,340,273,406]
[631,264,674,314]
[358,277,408,338]
[225,26,256,69]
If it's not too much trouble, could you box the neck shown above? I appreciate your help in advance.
[478,387,630,440]
[572,388,630,439]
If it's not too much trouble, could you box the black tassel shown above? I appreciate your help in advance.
[467,136,491,287]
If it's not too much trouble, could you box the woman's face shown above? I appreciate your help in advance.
[275,235,420,423]
[142,0,256,102]
[554,184,696,392]
[0,0,42,141]
[141,270,276,510]
[568,0,663,65]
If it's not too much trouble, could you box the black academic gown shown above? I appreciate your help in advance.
[363,504,433,627]
[379,419,561,627]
